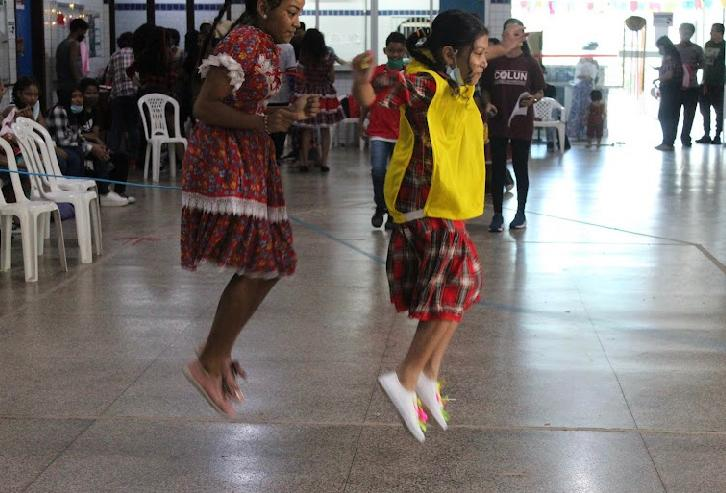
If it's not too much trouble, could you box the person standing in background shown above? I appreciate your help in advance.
[481,18,545,232]
[655,36,684,152]
[106,32,140,162]
[676,23,704,147]
[696,23,725,145]
[56,19,89,104]
[268,42,298,161]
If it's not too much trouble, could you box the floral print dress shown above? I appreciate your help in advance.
[181,25,296,278]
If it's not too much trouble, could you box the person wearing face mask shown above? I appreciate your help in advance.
[353,10,490,443]
[46,80,130,206]
[481,18,545,232]
[56,18,89,106]
[361,31,407,230]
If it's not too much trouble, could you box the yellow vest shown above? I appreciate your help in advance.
[384,61,485,223]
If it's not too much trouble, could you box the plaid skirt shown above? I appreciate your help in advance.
[387,218,482,322]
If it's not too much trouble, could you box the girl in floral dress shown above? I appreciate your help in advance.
[181,0,318,418]
[293,28,344,172]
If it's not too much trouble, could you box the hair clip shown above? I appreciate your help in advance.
[415,36,428,47]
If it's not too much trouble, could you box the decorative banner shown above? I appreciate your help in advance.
[516,0,721,11]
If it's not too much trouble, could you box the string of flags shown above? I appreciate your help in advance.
[516,0,725,13]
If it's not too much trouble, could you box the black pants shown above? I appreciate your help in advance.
[659,86,681,146]
[491,137,531,214]
[680,87,699,144]
[699,84,724,138]
[108,95,141,157]
[61,147,130,194]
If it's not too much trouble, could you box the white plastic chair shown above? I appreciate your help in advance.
[14,117,102,249]
[12,123,101,264]
[0,138,67,282]
[533,97,567,153]
[138,94,188,183]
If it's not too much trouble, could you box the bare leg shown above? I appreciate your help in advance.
[396,320,455,391]
[423,323,458,381]
[199,275,278,377]
[320,127,331,169]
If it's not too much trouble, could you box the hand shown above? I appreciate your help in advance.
[290,94,320,120]
[352,51,374,81]
[503,24,528,52]
[56,147,69,160]
[16,107,33,119]
[90,144,110,161]
[485,103,498,118]
[266,109,298,133]
[519,95,538,108]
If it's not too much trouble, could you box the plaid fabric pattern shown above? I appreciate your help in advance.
[47,106,92,155]
[108,47,136,98]
[387,218,482,322]
[381,72,437,215]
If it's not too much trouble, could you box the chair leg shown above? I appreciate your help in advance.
[52,209,68,273]
[169,144,177,180]
[558,125,565,153]
[36,214,46,256]
[74,203,93,264]
[152,142,161,183]
[143,144,151,181]
[44,213,51,239]
[0,215,11,271]
[19,213,37,282]
[90,198,103,256]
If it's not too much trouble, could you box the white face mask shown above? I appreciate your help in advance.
[446,49,466,85]
[447,65,465,85]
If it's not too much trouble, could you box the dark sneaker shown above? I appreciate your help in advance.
[384,215,394,230]
[488,214,504,233]
[509,212,527,230]
[655,143,675,151]
[371,209,385,228]
[696,136,711,144]
[682,141,692,148]
[712,137,722,145]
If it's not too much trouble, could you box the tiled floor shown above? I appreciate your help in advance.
[1,139,724,492]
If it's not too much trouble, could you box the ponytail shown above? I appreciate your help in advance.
[196,0,283,71]
[405,10,488,93]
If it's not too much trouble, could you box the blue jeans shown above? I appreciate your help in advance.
[370,139,396,212]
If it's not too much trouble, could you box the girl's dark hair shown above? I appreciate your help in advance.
[133,23,169,77]
[300,28,327,65]
[590,89,603,101]
[117,32,133,49]
[198,0,283,71]
[656,35,681,64]
[11,76,39,107]
[406,10,488,91]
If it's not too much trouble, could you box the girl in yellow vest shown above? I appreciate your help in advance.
[352,10,490,442]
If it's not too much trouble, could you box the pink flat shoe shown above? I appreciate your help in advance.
[195,345,246,402]
[183,360,236,419]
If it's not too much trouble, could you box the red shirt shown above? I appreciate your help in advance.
[366,64,403,141]
[481,54,545,140]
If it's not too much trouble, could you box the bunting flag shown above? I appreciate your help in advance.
[516,0,722,11]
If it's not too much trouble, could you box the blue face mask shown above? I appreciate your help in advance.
[70,104,84,114]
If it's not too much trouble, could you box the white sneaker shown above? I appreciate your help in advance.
[416,374,449,431]
[100,191,129,207]
[378,372,427,443]
[117,192,136,204]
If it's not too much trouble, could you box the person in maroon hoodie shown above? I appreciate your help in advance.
[481,18,544,232]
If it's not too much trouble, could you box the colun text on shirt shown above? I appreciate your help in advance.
[494,70,529,85]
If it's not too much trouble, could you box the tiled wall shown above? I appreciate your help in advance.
[485,0,511,38]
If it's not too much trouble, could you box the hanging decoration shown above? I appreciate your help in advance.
[516,0,721,12]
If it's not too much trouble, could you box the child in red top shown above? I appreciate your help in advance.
[364,32,407,229]
[586,89,606,147]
